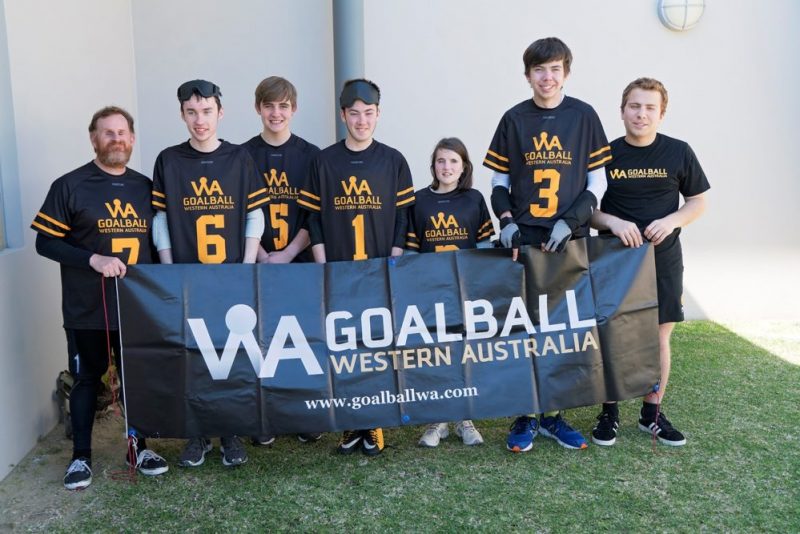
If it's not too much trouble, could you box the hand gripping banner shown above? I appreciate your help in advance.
[117,236,660,438]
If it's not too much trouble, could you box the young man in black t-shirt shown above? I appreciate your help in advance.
[243,76,320,265]
[591,78,709,447]
[32,106,168,490]
[485,37,611,453]
[299,79,415,455]
[151,80,268,467]
[242,76,323,446]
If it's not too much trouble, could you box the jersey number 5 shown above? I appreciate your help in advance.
[196,214,227,263]
[269,203,289,250]
[530,168,561,218]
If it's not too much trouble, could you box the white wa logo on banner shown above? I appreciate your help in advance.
[187,305,324,380]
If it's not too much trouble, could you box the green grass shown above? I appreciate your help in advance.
[8,322,800,532]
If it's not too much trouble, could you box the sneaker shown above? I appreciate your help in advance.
[455,420,484,446]
[337,430,362,454]
[361,428,384,456]
[507,416,538,452]
[297,433,322,443]
[178,438,212,467]
[251,435,276,447]
[539,413,588,450]
[592,411,620,447]
[64,458,92,490]
[419,422,449,447]
[127,440,168,476]
[639,410,686,446]
[220,436,248,466]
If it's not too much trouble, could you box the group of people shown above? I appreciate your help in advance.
[31,36,709,491]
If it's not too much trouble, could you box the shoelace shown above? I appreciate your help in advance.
[135,449,164,467]
[67,458,91,475]
[655,412,675,432]
[460,420,476,432]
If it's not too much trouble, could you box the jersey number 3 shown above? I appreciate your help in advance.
[530,168,561,218]
[197,214,227,263]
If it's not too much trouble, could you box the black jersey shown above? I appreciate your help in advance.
[298,140,415,262]
[602,134,710,230]
[31,162,154,329]
[242,134,320,253]
[152,140,269,264]
[483,96,611,234]
[406,187,494,252]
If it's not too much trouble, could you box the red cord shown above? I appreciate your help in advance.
[102,275,137,483]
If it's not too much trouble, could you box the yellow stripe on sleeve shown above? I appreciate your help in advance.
[36,212,70,231]
[31,220,66,238]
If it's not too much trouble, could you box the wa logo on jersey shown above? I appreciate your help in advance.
[609,168,668,180]
[425,212,468,241]
[532,132,563,151]
[98,199,147,233]
[184,176,235,211]
[430,212,458,229]
[525,132,572,166]
[263,169,298,199]
[105,199,139,218]
[334,175,382,210]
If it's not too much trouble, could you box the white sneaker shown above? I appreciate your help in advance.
[455,420,484,446]
[418,422,449,447]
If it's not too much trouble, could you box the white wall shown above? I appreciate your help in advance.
[363,0,800,252]
[0,0,140,481]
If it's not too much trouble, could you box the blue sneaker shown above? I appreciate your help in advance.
[539,413,588,449]
[506,416,538,452]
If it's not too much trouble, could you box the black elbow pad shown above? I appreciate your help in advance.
[490,186,513,217]
[560,190,598,231]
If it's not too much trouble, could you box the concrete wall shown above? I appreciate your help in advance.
[0,0,797,480]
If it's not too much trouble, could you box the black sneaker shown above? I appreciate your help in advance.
[591,411,620,446]
[126,439,169,476]
[220,436,248,466]
[178,438,212,467]
[361,428,384,456]
[251,434,276,447]
[64,458,92,490]
[336,430,362,454]
[639,410,686,446]
[297,433,322,443]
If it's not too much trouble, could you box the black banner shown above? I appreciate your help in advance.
[118,237,659,437]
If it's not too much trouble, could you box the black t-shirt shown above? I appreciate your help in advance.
[242,134,320,253]
[298,140,415,262]
[31,161,154,329]
[483,96,610,235]
[406,187,494,252]
[602,134,710,231]
[152,140,269,263]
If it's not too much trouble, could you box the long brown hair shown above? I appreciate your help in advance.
[429,137,473,191]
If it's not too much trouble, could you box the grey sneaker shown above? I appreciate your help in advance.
[220,436,248,466]
[178,438,212,467]
[455,420,484,446]
[418,422,449,447]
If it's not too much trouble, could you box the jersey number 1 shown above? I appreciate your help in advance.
[352,214,367,260]
[197,214,227,263]
[530,168,561,218]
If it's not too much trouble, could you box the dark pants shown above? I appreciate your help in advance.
[66,328,121,454]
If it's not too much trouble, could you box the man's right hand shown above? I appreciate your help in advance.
[609,218,643,248]
[89,254,127,278]
[499,216,521,261]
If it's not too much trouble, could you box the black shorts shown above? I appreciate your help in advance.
[653,233,684,324]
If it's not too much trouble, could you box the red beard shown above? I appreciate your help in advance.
[95,141,132,168]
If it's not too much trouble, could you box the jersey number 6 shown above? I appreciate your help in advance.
[196,214,227,264]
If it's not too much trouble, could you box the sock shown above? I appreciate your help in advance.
[543,411,559,418]
[641,401,658,420]
[602,402,619,418]
[73,449,91,463]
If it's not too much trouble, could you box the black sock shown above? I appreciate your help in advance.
[641,401,659,420]
[602,402,619,418]
[72,449,91,463]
